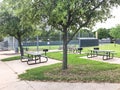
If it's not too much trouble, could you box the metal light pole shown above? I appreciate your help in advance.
[60,31,61,46]
[36,35,39,52]
[78,30,81,48]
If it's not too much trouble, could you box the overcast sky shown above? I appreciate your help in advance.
[93,6,120,30]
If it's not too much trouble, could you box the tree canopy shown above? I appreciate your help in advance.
[29,0,120,69]
[109,25,120,39]
[97,28,110,39]
[1,0,120,69]
[0,0,35,56]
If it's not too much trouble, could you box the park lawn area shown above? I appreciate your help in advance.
[1,43,120,82]
[1,56,21,61]
[82,44,120,57]
[99,44,120,57]
[19,51,120,83]
[2,43,119,61]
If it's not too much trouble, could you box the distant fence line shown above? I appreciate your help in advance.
[0,39,116,51]
[99,39,111,44]
[23,40,79,46]
[22,39,114,47]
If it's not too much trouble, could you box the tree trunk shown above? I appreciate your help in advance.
[18,36,24,56]
[62,27,68,70]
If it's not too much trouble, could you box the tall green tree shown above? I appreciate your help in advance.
[0,0,35,56]
[109,25,120,41]
[6,0,120,69]
[31,0,120,70]
[0,11,34,56]
[97,28,110,39]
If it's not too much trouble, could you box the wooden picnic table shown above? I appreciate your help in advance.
[87,49,115,60]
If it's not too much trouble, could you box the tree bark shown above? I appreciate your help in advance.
[17,36,24,56]
[62,27,68,70]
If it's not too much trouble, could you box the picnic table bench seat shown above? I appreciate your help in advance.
[87,49,115,60]
[27,54,48,65]
[21,55,32,62]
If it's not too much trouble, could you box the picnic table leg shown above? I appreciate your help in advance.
[103,52,107,60]
[35,55,37,63]
[93,51,98,57]
[38,55,41,63]
[111,53,114,59]
[108,52,110,59]
[103,52,110,60]
[34,55,42,64]
[87,51,93,58]
[109,52,114,59]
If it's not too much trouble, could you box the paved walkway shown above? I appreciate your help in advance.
[1,50,120,90]
[81,56,120,64]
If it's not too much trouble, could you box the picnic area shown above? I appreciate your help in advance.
[1,44,120,83]
[1,1,120,90]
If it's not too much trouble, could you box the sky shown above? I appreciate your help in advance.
[93,6,120,30]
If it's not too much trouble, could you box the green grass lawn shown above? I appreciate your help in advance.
[82,44,120,57]
[2,43,120,82]
[99,44,120,57]
[1,56,21,61]
[19,45,120,83]
[19,51,120,83]
[24,45,60,51]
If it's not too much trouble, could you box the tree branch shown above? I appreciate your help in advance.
[67,0,105,43]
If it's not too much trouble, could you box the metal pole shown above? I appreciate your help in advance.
[37,35,39,52]
[13,37,15,50]
[60,31,61,46]
[79,30,81,48]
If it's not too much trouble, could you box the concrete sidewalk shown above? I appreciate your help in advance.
[81,56,120,64]
[0,50,120,90]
